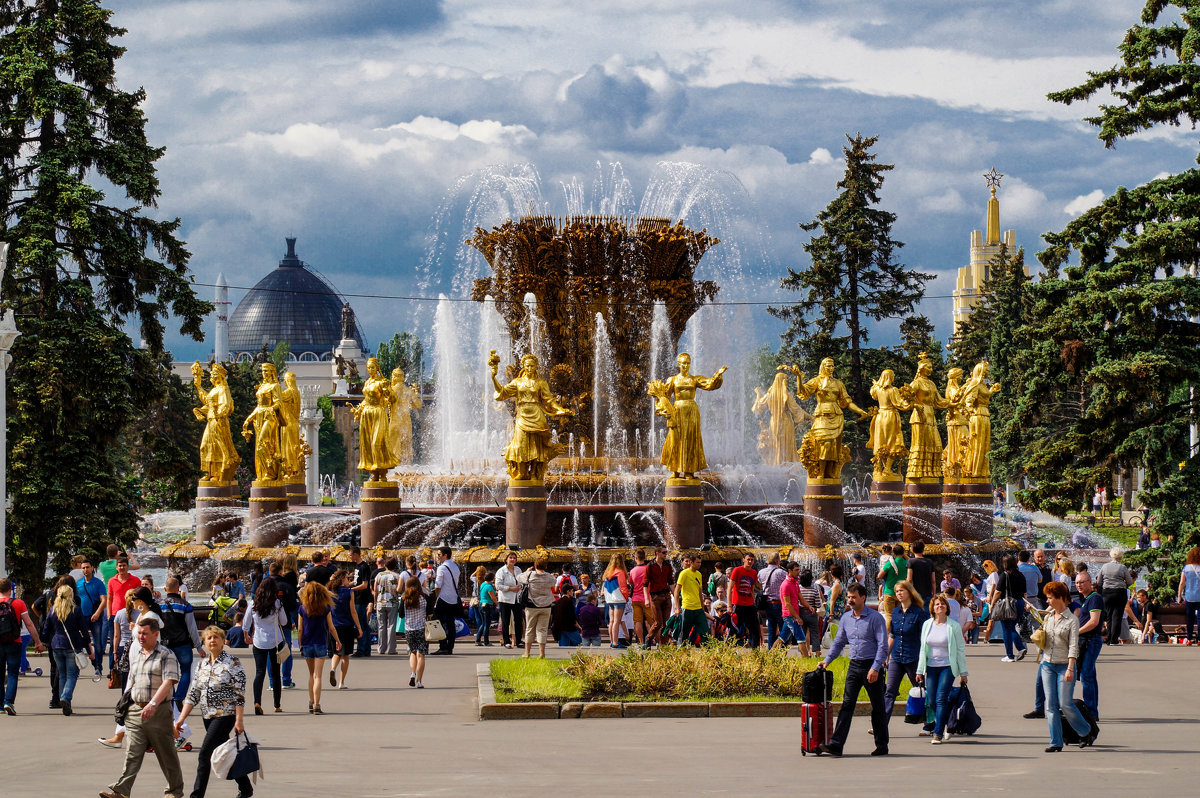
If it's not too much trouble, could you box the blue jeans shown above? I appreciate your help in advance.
[1,640,22,705]
[88,614,108,672]
[1034,665,1045,712]
[1039,661,1090,747]
[924,665,955,738]
[763,602,783,649]
[170,645,194,706]
[272,632,294,687]
[884,658,919,716]
[1077,635,1102,715]
[354,603,371,656]
[999,600,1027,658]
[1184,601,1200,642]
[51,649,81,702]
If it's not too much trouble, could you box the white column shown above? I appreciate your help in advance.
[0,243,18,578]
[299,385,322,504]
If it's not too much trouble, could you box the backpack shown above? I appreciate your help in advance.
[159,599,193,649]
[0,599,19,644]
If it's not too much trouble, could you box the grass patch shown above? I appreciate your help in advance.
[490,643,910,703]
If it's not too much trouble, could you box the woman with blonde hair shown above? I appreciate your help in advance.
[1053,554,1079,603]
[517,557,557,658]
[297,581,340,714]
[601,553,630,648]
[40,585,92,716]
[175,626,253,797]
[981,559,999,641]
[884,580,928,726]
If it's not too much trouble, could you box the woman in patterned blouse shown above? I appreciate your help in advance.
[175,626,253,797]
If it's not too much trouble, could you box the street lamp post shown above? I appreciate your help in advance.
[0,243,19,579]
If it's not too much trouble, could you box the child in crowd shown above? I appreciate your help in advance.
[577,595,604,646]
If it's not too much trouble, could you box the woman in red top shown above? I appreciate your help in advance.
[602,554,630,648]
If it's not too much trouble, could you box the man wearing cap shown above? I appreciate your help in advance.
[101,612,184,798]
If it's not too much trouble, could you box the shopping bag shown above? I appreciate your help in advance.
[904,686,925,724]
[424,619,447,643]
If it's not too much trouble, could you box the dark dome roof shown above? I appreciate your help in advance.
[227,238,364,358]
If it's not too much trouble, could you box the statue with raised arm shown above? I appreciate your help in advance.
[752,368,808,466]
[279,371,303,481]
[352,357,398,481]
[868,368,909,479]
[648,352,727,480]
[388,367,423,465]
[942,367,968,480]
[490,351,574,483]
[791,358,871,480]
[242,362,286,483]
[192,361,240,484]
[904,352,951,481]
[961,361,1002,479]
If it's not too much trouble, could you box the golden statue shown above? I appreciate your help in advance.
[241,362,286,484]
[191,361,240,484]
[388,367,423,465]
[752,368,808,466]
[961,361,1001,479]
[942,367,968,480]
[648,352,727,480]
[904,352,951,481]
[490,351,574,483]
[279,371,303,481]
[867,369,908,479]
[352,357,398,481]
[791,358,870,480]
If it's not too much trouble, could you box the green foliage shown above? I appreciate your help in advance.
[0,2,208,587]
[376,331,424,379]
[769,134,931,410]
[121,354,201,512]
[269,341,291,376]
[317,394,347,478]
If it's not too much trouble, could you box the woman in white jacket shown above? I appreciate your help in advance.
[242,577,289,714]
[916,593,969,745]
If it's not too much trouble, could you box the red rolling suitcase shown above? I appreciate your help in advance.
[800,701,833,755]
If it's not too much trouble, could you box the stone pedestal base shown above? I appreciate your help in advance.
[664,480,705,550]
[903,479,942,544]
[506,481,546,549]
[248,483,290,547]
[285,481,307,507]
[361,482,401,548]
[870,477,904,504]
[196,483,240,543]
[943,478,993,541]
[804,478,844,547]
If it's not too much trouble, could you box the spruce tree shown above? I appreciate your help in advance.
[770,134,931,409]
[0,1,209,584]
[1014,0,1200,549]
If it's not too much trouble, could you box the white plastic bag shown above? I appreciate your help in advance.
[211,729,264,783]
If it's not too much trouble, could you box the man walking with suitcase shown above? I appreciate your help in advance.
[817,582,890,756]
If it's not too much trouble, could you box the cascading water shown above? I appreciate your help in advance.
[593,313,616,459]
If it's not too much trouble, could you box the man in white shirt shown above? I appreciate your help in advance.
[431,546,461,655]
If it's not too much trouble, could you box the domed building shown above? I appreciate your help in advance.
[225,237,364,361]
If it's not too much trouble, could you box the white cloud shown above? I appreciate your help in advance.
[1064,189,1105,216]
[808,147,834,164]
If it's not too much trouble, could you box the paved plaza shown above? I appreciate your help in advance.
[4,644,1198,796]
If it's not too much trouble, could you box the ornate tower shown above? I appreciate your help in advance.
[953,169,1022,328]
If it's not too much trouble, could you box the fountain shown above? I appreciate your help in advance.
[159,163,1021,590]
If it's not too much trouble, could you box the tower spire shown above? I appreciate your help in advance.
[983,168,1003,246]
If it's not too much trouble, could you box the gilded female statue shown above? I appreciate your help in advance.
[490,352,574,482]
[352,356,398,481]
[191,361,239,484]
[279,371,303,481]
[904,352,951,481]
[752,369,808,466]
[791,358,870,480]
[867,368,908,479]
[648,352,727,480]
[942,367,968,480]
[242,362,286,483]
[388,367,423,465]
[960,361,1001,479]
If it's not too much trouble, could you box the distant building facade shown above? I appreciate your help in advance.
[952,171,1026,328]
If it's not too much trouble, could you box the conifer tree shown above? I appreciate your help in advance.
[1015,1,1200,556]
[770,134,931,409]
[0,1,209,584]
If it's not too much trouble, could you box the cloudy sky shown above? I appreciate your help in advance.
[103,0,1197,362]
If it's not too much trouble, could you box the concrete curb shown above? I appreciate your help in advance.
[477,664,903,719]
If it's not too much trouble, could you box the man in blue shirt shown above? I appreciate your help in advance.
[1074,571,1104,717]
[76,559,107,677]
[1017,551,1043,609]
[818,582,890,756]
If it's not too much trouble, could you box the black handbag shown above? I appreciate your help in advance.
[516,583,531,609]
[226,732,261,781]
[114,688,134,725]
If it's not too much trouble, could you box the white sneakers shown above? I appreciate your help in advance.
[1000,656,1015,662]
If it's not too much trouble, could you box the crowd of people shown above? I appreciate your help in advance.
[1,536,1197,793]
